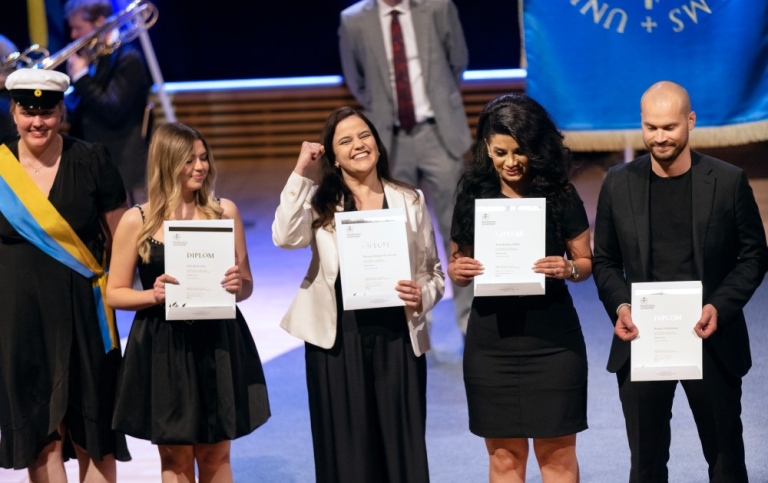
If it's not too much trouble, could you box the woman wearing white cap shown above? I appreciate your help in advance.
[0,68,130,482]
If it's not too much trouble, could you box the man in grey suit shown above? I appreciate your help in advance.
[339,0,473,334]
[593,81,768,482]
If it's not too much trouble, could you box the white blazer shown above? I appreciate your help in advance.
[272,172,445,356]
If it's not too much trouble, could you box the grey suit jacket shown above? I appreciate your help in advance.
[593,152,768,378]
[272,172,445,356]
[339,0,471,158]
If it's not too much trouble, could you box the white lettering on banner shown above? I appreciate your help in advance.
[670,0,713,32]
[568,0,716,35]
[604,9,628,32]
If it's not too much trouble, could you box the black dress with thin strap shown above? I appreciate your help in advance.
[458,188,590,439]
[111,206,270,444]
[0,136,130,469]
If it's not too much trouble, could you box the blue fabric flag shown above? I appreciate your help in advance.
[523,0,768,150]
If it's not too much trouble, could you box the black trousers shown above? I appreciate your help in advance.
[305,307,429,483]
[616,346,748,483]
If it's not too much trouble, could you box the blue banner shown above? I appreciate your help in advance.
[523,0,768,150]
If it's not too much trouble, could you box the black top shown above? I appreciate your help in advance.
[1,136,126,257]
[650,169,694,281]
[451,186,590,278]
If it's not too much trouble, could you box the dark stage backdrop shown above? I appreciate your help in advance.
[1,0,521,82]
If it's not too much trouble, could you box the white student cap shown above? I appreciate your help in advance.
[5,68,70,109]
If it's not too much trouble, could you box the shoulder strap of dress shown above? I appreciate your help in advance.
[135,204,145,222]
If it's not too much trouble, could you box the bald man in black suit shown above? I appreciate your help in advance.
[593,81,768,482]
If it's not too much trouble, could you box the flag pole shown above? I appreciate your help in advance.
[138,30,176,123]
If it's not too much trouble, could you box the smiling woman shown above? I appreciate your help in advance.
[449,93,593,483]
[487,133,529,197]
[105,122,270,483]
[0,68,130,481]
[331,115,380,193]
[272,106,445,482]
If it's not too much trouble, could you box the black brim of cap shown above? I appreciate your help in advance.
[10,89,63,109]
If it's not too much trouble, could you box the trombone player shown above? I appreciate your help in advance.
[64,0,152,205]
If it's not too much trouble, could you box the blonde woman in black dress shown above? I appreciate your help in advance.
[106,122,269,483]
[449,94,592,483]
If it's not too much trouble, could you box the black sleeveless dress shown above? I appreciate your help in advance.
[111,207,270,444]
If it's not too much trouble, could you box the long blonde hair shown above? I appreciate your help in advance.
[137,122,223,262]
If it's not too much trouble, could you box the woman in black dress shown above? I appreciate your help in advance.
[106,122,269,482]
[0,69,129,481]
[448,94,593,482]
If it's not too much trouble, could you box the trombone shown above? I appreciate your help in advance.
[0,44,49,72]
[0,0,157,73]
[1,0,175,122]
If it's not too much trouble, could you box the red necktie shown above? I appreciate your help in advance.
[391,10,416,134]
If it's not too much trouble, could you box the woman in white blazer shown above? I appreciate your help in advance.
[272,106,444,482]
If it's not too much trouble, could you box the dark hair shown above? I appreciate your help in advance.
[452,93,574,251]
[311,106,417,229]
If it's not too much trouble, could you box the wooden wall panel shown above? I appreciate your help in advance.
[151,79,525,163]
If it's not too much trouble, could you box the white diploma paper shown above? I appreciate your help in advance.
[630,281,703,381]
[163,219,236,320]
[334,208,411,310]
[473,198,546,297]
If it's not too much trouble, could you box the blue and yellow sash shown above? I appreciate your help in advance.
[0,144,119,353]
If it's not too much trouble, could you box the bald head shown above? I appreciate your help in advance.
[641,81,692,117]
[640,81,696,169]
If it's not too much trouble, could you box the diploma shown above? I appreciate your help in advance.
[334,208,411,310]
[630,281,703,381]
[473,198,546,297]
[163,220,236,320]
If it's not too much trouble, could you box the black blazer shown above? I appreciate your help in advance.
[66,43,151,191]
[593,152,768,378]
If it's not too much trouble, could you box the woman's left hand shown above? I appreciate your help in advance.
[222,265,242,295]
[533,256,570,279]
[396,280,423,312]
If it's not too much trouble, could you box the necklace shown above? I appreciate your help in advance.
[25,159,45,175]
[21,137,62,175]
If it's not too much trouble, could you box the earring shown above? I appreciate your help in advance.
[334,162,340,168]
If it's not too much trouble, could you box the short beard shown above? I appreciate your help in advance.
[649,142,685,163]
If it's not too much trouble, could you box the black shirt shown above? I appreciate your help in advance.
[649,169,695,281]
